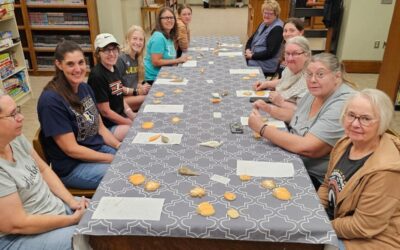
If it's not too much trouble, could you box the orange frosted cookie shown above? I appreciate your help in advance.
[129,173,146,186]
[273,187,291,200]
[141,121,154,129]
[148,134,161,142]
[154,91,165,97]
[255,91,265,96]
[197,202,215,217]
[223,192,236,201]
[190,187,206,198]
[239,175,252,181]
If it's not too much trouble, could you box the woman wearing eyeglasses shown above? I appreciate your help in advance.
[252,36,310,121]
[318,89,400,250]
[245,0,283,78]
[249,53,356,190]
[0,93,88,250]
[37,40,120,190]
[144,7,188,84]
[88,33,135,141]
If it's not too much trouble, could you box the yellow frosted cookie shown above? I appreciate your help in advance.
[145,181,160,192]
[190,187,206,198]
[223,192,236,201]
[239,175,252,181]
[141,121,154,129]
[153,99,162,104]
[197,202,215,217]
[255,91,265,96]
[129,173,145,186]
[248,73,258,77]
[242,91,252,96]
[174,88,183,94]
[242,76,250,80]
[154,91,165,97]
[148,134,161,142]
[261,179,276,189]
[273,187,291,201]
[171,116,181,124]
[227,208,239,219]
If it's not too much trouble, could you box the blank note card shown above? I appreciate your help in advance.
[236,160,294,177]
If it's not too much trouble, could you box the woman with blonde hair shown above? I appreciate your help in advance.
[318,89,400,250]
[116,25,151,111]
[253,36,311,119]
[245,0,283,77]
[175,4,192,57]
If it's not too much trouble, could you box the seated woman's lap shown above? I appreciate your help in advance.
[60,145,116,189]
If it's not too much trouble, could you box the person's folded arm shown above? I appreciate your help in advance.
[332,172,400,239]
[0,192,84,235]
[97,115,121,149]
[97,101,132,125]
[176,22,189,51]
[151,53,187,67]
[53,132,113,163]
[251,26,283,60]
[248,108,332,158]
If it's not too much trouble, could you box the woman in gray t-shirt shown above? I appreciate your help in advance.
[249,53,356,190]
[0,94,88,249]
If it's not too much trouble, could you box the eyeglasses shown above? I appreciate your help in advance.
[284,51,305,58]
[160,16,175,21]
[263,11,275,16]
[0,106,22,121]
[100,46,119,55]
[344,112,377,127]
[305,70,330,80]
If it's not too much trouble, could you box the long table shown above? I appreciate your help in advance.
[74,36,338,250]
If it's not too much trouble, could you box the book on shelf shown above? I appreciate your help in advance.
[0,52,15,78]
[3,71,29,94]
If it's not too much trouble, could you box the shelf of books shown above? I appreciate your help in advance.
[14,0,99,75]
[0,0,32,105]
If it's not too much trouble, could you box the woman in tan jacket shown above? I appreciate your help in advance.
[175,4,192,57]
[318,89,400,250]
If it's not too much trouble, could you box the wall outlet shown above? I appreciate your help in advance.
[374,41,380,48]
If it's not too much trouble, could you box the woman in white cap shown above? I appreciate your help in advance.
[144,7,188,84]
[88,33,135,141]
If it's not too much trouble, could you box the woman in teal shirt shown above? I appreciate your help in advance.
[144,7,188,84]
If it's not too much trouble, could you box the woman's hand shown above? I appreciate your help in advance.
[245,49,253,59]
[248,108,264,133]
[70,198,88,224]
[253,99,273,114]
[178,54,189,64]
[253,80,272,91]
[68,196,89,211]
[269,91,285,107]
[140,83,151,95]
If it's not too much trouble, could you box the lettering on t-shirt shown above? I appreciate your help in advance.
[109,80,123,96]
[70,95,100,142]
[125,66,138,75]
[22,163,39,189]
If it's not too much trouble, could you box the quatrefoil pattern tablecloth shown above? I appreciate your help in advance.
[75,36,338,247]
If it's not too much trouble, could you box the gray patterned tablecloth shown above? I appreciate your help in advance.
[74,36,338,248]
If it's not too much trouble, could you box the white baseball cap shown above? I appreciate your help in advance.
[94,33,119,50]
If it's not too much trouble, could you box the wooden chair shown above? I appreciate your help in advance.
[32,128,95,198]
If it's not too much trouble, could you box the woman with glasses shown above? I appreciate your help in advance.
[88,33,135,141]
[0,93,88,250]
[37,40,120,189]
[245,0,283,78]
[318,89,400,250]
[175,4,192,57]
[252,36,310,121]
[144,7,188,84]
[249,53,356,190]
[116,25,151,112]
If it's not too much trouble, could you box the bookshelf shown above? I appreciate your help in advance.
[0,1,32,105]
[14,0,99,75]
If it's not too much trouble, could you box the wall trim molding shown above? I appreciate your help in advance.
[342,60,381,73]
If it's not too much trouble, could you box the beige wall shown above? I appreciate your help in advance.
[96,0,142,47]
[337,0,395,61]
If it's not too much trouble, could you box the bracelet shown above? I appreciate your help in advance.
[259,124,268,137]
[133,88,138,96]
